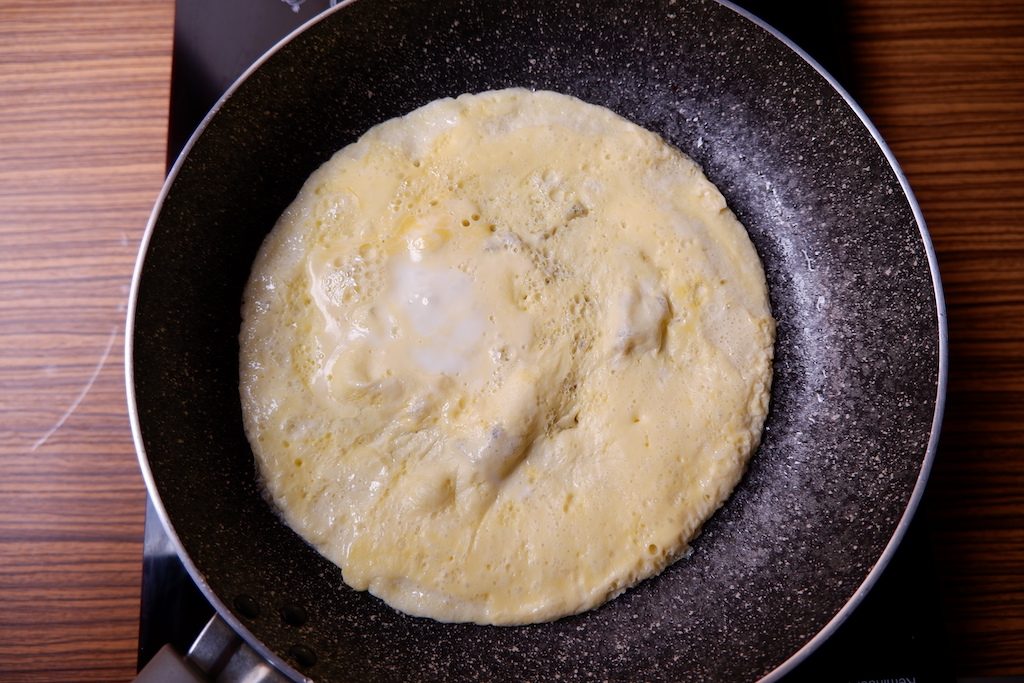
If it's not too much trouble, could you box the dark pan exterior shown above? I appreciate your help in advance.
[128,0,945,679]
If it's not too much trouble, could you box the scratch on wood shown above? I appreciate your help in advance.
[30,325,118,452]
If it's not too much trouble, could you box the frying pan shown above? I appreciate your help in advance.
[127,0,947,679]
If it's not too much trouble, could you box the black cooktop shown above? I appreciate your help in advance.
[139,2,952,680]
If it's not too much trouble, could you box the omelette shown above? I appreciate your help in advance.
[239,89,775,625]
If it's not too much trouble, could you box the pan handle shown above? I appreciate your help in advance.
[134,613,296,683]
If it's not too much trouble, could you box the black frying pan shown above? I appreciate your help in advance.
[127,0,946,679]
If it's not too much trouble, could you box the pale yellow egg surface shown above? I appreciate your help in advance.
[239,89,775,625]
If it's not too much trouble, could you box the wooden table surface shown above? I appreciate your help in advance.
[0,0,1020,680]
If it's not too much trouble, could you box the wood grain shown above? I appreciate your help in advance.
[846,0,1024,675]
[0,0,1021,679]
[0,1,171,681]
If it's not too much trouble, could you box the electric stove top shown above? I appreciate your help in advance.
[138,2,953,680]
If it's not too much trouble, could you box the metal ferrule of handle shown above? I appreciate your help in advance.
[134,614,296,683]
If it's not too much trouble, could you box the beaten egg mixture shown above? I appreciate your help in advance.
[240,89,775,625]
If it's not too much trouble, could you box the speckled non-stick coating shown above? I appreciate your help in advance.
[130,0,942,679]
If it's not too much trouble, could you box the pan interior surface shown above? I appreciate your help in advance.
[130,0,942,680]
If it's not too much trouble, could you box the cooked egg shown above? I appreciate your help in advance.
[239,89,775,625]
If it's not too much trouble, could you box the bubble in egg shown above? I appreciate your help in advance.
[239,88,775,625]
